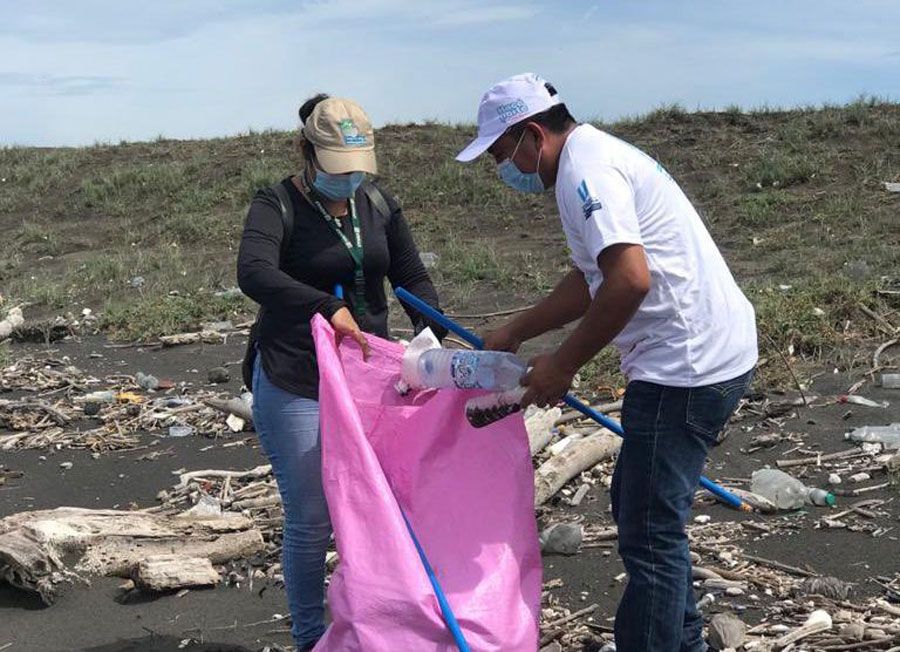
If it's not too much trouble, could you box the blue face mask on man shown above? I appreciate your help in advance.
[313,168,365,200]
[497,130,545,193]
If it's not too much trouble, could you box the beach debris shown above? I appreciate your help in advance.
[214,287,244,299]
[888,451,900,480]
[0,356,256,451]
[0,507,263,604]
[772,609,832,648]
[793,576,854,601]
[132,555,220,592]
[159,329,226,347]
[569,483,590,506]
[135,371,159,391]
[225,413,246,432]
[168,425,195,438]
[419,252,440,269]
[839,394,889,408]
[540,523,583,556]
[750,468,835,510]
[207,366,230,384]
[0,307,24,342]
[525,405,563,455]
[708,612,747,651]
[204,396,253,423]
[846,423,900,450]
[696,594,716,612]
[534,430,620,506]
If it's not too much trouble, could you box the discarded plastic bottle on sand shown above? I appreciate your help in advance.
[77,390,116,403]
[751,468,835,510]
[416,349,527,391]
[845,423,900,450]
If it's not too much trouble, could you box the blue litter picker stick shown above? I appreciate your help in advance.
[394,286,747,511]
[336,284,471,651]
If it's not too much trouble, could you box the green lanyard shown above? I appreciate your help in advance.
[312,197,367,319]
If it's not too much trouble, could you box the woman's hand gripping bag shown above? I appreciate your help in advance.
[311,315,542,651]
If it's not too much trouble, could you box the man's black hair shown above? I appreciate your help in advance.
[507,103,577,138]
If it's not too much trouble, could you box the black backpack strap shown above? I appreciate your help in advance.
[270,182,295,264]
[362,180,392,219]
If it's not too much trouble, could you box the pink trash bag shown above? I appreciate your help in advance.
[311,315,542,651]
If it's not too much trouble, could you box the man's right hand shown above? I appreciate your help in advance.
[482,323,522,353]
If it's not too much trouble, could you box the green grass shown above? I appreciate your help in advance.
[744,149,820,190]
[100,292,250,341]
[241,157,290,198]
[440,240,511,286]
[2,100,898,388]
[737,190,790,227]
[17,222,62,256]
[81,163,189,212]
[748,279,874,356]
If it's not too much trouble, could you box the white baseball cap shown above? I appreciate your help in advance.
[456,72,562,162]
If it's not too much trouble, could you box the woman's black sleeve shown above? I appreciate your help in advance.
[237,190,345,321]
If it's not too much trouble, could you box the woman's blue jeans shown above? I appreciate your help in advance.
[252,357,331,649]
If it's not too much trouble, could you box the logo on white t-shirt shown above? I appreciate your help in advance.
[576,179,602,220]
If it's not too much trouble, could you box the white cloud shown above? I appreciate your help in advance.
[430,6,539,27]
[1,0,898,145]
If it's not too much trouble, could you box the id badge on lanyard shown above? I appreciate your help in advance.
[314,197,366,320]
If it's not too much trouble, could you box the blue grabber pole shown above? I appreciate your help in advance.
[394,286,748,511]
[335,285,471,651]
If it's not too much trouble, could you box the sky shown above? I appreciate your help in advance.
[1,0,898,146]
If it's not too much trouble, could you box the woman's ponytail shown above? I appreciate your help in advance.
[296,93,329,163]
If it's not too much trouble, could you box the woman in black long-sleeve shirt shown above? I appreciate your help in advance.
[237,94,443,651]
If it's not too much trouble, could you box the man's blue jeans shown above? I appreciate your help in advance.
[611,370,753,652]
[252,357,330,649]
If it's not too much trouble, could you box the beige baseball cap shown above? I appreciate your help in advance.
[303,97,377,175]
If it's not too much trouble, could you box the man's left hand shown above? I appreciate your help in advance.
[521,353,575,408]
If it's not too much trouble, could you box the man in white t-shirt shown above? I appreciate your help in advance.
[456,73,758,652]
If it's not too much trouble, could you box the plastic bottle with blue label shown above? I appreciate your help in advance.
[416,349,527,391]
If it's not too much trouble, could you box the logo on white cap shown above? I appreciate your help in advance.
[456,72,562,162]
[496,99,530,124]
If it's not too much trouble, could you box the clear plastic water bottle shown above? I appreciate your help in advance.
[845,423,900,450]
[751,469,835,509]
[417,349,527,391]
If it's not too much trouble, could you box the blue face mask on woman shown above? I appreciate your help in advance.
[497,130,545,193]
[313,169,365,200]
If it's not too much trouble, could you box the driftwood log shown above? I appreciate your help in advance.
[132,555,220,592]
[158,330,225,347]
[526,407,562,456]
[204,397,253,423]
[0,507,263,604]
[534,430,620,506]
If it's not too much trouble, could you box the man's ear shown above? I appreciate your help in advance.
[526,122,546,150]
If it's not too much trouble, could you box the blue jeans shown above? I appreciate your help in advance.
[611,370,753,652]
[252,357,331,649]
